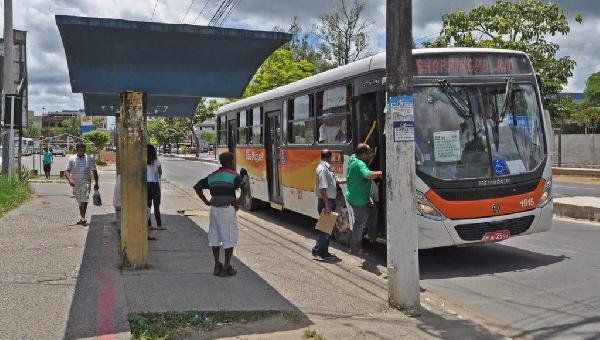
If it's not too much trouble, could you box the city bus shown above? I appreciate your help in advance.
[216,48,554,249]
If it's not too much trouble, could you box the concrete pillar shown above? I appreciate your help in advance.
[117,91,148,268]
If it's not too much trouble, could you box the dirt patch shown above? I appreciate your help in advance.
[99,150,116,163]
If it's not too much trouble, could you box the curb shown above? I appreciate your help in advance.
[552,167,600,178]
[554,202,600,222]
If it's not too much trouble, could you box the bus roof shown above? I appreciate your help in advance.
[218,47,529,115]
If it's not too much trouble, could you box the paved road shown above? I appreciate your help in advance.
[554,180,600,198]
[161,157,600,339]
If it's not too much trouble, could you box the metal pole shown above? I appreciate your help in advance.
[1,0,14,176]
[385,0,420,311]
[7,96,15,176]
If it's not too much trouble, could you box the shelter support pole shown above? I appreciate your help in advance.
[118,91,148,268]
[385,0,420,311]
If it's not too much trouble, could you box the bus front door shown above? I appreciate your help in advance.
[266,111,282,203]
[227,118,237,166]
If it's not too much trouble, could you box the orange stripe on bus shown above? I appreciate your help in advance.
[425,179,546,220]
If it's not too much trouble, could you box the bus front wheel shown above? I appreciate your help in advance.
[241,176,260,211]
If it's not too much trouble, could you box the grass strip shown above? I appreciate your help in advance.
[0,175,32,217]
[128,310,281,340]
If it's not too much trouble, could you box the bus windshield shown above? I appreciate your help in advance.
[414,82,546,180]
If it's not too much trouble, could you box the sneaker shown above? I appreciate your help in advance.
[323,253,337,259]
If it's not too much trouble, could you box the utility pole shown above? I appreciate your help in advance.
[1,0,14,175]
[385,0,420,311]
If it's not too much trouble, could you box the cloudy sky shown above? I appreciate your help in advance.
[2,0,598,114]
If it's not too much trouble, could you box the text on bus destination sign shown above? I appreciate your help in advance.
[415,54,532,76]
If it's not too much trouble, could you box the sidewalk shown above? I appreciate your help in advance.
[554,196,600,222]
[0,167,503,339]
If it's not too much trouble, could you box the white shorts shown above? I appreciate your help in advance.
[73,183,90,205]
[208,206,238,249]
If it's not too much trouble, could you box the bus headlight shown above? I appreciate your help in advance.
[537,179,552,208]
[416,191,446,221]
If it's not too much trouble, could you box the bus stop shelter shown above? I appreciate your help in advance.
[56,15,290,267]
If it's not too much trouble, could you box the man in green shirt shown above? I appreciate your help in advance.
[345,143,383,254]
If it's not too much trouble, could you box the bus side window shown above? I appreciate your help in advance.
[317,85,352,144]
[237,110,248,145]
[287,95,315,144]
[248,106,263,145]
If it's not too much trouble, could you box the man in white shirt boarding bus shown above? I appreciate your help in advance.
[312,149,343,260]
[65,143,99,226]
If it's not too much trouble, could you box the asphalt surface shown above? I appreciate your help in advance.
[160,156,600,339]
[554,180,600,198]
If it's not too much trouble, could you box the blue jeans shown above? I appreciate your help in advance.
[349,202,375,251]
[313,198,336,257]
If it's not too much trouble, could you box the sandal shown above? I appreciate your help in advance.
[217,265,237,277]
[213,262,223,276]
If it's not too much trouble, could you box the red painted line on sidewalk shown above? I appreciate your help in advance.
[96,226,116,339]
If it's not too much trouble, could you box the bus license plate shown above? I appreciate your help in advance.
[483,230,510,242]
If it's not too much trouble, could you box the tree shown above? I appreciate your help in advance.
[275,17,333,73]
[551,95,576,125]
[83,130,111,160]
[315,0,372,67]
[148,118,169,152]
[243,48,316,98]
[200,131,217,145]
[584,72,600,107]
[572,105,600,133]
[426,0,582,120]
[23,122,41,138]
[52,118,81,137]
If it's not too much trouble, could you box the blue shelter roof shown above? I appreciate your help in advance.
[56,15,291,116]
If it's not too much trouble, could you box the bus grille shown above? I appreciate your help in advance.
[454,215,535,241]
[434,179,540,201]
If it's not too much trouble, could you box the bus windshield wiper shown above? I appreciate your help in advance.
[500,77,514,122]
[437,79,472,120]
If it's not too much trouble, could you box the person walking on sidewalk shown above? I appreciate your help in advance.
[147,144,164,240]
[65,143,99,226]
[42,147,53,179]
[346,143,382,255]
[193,152,247,277]
[312,149,341,261]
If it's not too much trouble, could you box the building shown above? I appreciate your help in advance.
[27,110,42,129]
[42,109,83,137]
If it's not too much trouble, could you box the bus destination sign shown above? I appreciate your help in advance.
[415,54,532,77]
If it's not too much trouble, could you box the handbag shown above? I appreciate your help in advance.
[93,189,102,206]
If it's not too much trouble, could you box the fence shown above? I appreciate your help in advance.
[553,133,600,168]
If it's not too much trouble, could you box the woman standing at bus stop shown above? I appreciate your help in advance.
[147,144,165,239]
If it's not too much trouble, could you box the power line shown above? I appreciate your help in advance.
[219,0,241,26]
[150,0,159,22]
[208,0,233,26]
[192,0,211,25]
[181,0,197,24]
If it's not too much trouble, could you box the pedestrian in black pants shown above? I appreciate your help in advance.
[312,149,341,260]
[147,144,164,241]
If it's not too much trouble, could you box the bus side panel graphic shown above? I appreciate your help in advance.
[235,147,267,180]
[279,149,321,191]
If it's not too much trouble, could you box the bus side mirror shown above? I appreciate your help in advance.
[535,73,543,91]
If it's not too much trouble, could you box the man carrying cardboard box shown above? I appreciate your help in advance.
[312,149,342,261]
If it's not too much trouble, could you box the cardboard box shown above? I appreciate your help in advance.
[315,211,339,235]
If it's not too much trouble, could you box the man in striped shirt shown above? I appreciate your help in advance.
[65,143,99,226]
[194,152,246,277]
